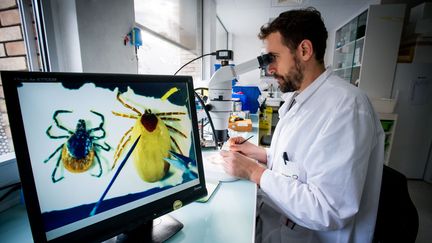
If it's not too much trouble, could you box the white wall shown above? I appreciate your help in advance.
[46,0,137,73]
[76,0,137,73]
[202,0,217,81]
[50,0,82,72]
[232,34,263,86]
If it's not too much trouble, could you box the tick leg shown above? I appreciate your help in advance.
[95,142,111,152]
[116,92,142,116]
[91,152,103,178]
[44,144,64,163]
[156,112,186,116]
[170,136,183,155]
[112,111,139,119]
[53,110,74,134]
[46,126,70,139]
[52,155,64,183]
[112,127,133,169]
[160,117,181,122]
[89,110,106,139]
[166,124,187,138]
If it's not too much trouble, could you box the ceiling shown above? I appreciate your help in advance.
[215,0,380,36]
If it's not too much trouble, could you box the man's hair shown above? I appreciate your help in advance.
[258,7,328,64]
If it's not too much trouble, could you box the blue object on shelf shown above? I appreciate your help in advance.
[232,86,261,113]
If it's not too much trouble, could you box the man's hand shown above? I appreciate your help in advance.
[220,150,266,185]
[227,136,268,163]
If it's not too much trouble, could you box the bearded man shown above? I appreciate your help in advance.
[220,7,385,243]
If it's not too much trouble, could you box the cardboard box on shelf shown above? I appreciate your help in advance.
[228,119,252,132]
[371,98,397,113]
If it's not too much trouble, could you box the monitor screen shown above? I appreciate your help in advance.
[1,71,207,242]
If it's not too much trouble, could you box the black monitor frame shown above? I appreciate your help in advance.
[1,71,207,242]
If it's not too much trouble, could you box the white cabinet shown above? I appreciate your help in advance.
[332,4,406,99]
[333,11,367,85]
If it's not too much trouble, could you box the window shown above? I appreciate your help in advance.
[134,0,203,82]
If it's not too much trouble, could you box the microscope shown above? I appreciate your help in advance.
[206,50,274,147]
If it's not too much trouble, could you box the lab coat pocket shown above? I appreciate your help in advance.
[280,161,300,180]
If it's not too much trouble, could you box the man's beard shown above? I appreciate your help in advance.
[274,55,304,93]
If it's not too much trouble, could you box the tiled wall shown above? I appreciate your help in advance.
[0,0,28,154]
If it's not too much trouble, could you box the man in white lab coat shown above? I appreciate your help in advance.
[220,7,385,243]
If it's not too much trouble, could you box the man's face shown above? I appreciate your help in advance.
[265,32,304,93]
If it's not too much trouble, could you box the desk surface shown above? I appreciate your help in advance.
[0,204,33,242]
[0,180,257,243]
[168,180,256,243]
[0,116,260,243]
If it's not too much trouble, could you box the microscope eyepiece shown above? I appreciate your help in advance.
[257,53,275,68]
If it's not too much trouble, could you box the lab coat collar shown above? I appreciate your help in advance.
[279,68,332,116]
[294,68,332,106]
[279,92,297,117]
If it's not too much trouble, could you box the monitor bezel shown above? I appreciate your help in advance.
[1,71,207,242]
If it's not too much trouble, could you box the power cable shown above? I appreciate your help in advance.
[174,53,220,148]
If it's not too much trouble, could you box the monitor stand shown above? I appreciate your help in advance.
[113,215,183,243]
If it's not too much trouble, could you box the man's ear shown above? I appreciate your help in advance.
[298,39,313,61]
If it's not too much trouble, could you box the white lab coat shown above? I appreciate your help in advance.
[257,69,384,243]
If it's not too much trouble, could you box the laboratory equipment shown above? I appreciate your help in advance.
[207,51,274,146]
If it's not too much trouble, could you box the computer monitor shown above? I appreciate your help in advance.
[1,71,207,242]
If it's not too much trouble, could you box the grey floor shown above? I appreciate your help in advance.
[407,180,432,243]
